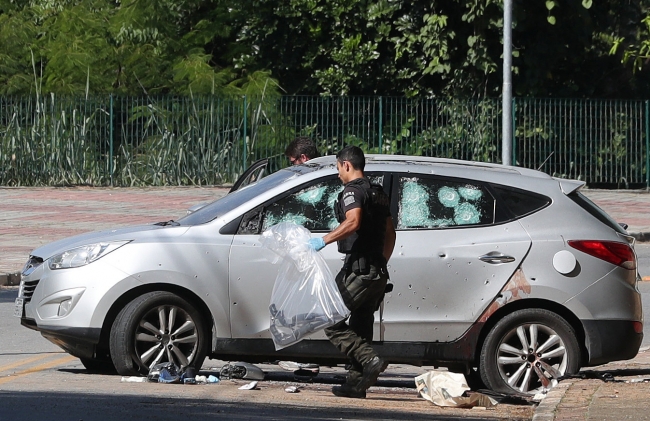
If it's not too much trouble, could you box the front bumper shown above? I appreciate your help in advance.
[583,319,643,366]
[17,255,128,360]
[21,317,101,360]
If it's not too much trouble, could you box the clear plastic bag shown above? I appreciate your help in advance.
[259,222,350,350]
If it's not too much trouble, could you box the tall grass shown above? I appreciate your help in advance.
[1,95,647,187]
[114,96,246,186]
[0,94,110,186]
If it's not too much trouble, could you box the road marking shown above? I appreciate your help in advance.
[0,355,77,385]
[0,353,58,373]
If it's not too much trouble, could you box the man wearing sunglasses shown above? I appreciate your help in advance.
[285,136,320,165]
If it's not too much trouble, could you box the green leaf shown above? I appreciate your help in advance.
[582,0,592,9]
[547,15,556,25]
[545,1,555,11]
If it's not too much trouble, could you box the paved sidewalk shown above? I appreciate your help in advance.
[533,347,650,421]
[582,189,650,241]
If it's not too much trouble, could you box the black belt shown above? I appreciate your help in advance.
[343,253,386,274]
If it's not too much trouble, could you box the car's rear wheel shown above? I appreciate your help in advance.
[109,291,208,376]
[479,308,581,395]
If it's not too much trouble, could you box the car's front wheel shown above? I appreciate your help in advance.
[109,291,208,376]
[479,308,581,395]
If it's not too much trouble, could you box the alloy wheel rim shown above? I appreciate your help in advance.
[134,305,199,370]
[496,323,568,394]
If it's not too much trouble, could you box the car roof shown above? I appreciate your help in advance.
[305,154,549,179]
[300,154,585,195]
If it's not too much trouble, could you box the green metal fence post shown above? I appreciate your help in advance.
[646,100,649,190]
[109,94,114,187]
[378,97,383,153]
[511,97,517,165]
[243,95,248,170]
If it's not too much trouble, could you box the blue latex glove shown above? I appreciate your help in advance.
[308,237,326,251]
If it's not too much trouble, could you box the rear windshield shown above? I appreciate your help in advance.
[568,191,626,234]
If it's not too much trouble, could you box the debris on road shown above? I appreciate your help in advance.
[415,370,498,408]
[220,362,265,380]
[120,376,147,383]
[278,361,320,374]
[239,381,259,390]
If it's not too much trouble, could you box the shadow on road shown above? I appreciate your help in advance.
[58,367,419,390]
[0,289,18,304]
[0,390,525,421]
[263,370,417,389]
[574,367,650,382]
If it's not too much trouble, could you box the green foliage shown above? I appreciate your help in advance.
[232,0,639,97]
[0,0,280,96]
[610,13,650,73]
[41,0,115,94]
[0,7,41,94]
[0,0,647,98]
[376,99,499,161]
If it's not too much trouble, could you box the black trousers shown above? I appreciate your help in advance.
[324,259,388,383]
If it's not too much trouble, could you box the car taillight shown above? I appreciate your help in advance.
[568,240,636,270]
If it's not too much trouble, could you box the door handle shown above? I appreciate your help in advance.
[479,252,516,264]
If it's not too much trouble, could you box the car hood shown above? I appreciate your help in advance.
[30,224,190,260]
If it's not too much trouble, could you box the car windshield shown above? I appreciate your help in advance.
[178,169,300,225]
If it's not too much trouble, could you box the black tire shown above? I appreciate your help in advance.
[479,308,581,395]
[464,366,486,390]
[80,357,117,374]
[109,291,209,376]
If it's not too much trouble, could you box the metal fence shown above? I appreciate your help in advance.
[0,95,648,188]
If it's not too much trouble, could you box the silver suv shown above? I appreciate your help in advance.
[16,155,643,394]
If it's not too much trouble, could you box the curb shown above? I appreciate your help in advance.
[631,232,650,243]
[0,272,20,287]
[532,380,575,421]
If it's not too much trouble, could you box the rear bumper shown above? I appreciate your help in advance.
[583,320,643,366]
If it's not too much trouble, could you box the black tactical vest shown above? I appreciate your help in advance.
[335,177,390,256]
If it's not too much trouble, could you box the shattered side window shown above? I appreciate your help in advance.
[397,176,494,229]
[262,179,344,232]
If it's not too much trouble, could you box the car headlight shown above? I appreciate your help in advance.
[48,241,131,270]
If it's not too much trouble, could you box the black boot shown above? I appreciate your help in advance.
[358,356,388,391]
[332,367,365,398]
[332,382,366,399]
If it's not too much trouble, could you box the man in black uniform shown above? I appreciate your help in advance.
[308,145,396,398]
